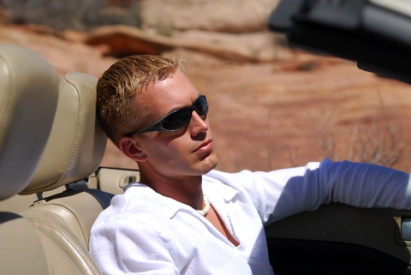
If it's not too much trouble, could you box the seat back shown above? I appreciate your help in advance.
[19,72,112,274]
[0,43,60,274]
[21,72,107,194]
[0,44,58,200]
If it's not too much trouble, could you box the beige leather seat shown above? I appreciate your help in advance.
[17,71,114,274]
[0,43,60,273]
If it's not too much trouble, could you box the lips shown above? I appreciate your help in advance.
[193,139,213,153]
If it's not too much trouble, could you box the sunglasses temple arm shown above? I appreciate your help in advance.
[127,124,157,136]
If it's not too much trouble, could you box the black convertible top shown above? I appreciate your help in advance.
[268,0,411,84]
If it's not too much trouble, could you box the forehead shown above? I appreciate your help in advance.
[138,70,200,116]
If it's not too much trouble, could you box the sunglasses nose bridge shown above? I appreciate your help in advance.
[193,102,207,115]
[190,106,205,119]
[190,107,207,124]
[188,110,208,134]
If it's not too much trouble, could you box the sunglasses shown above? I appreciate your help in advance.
[126,95,208,136]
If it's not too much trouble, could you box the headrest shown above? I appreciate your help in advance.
[0,44,59,201]
[21,72,107,194]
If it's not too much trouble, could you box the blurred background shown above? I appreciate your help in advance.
[2,0,411,172]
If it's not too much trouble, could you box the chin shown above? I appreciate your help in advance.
[202,155,218,173]
[192,152,218,175]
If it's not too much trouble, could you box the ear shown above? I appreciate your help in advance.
[119,136,148,162]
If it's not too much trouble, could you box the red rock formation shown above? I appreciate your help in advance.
[1,23,411,172]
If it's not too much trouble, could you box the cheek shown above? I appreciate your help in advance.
[146,138,195,174]
[146,136,188,161]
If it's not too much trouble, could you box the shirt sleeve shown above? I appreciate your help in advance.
[211,158,411,224]
[89,218,179,275]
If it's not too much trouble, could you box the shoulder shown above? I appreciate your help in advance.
[202,170,261,203]
[203,169,254,186]
[92,183,174,235]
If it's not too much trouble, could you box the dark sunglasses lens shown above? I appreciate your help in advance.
[195,96,208,115]
[162,109,191,130]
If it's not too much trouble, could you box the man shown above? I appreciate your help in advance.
[89,55,411,275]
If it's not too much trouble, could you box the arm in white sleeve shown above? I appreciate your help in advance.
[275,159,411,223]
[319,158,411,209]
[220,159,411,224]
[89,218,179,275]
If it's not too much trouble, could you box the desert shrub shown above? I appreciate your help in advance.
[314,111,410,169]
[349,119,408,167]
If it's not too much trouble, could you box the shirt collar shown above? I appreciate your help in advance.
[124,183,182,219]
[124,173,239,219]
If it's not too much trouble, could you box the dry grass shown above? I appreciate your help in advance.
[314,112,411,169]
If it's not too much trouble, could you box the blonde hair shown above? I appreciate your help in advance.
[96,55,184,146]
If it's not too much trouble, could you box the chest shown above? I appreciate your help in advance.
[168,200,271,274]
[205,204,240,246]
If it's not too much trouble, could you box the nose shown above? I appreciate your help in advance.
[189,110,208,136]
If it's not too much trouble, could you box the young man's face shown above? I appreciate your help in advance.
[130,70,218,180]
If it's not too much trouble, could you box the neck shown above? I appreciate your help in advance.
[138,167,204,210]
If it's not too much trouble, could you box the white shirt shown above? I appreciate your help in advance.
[89,159,411,274]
